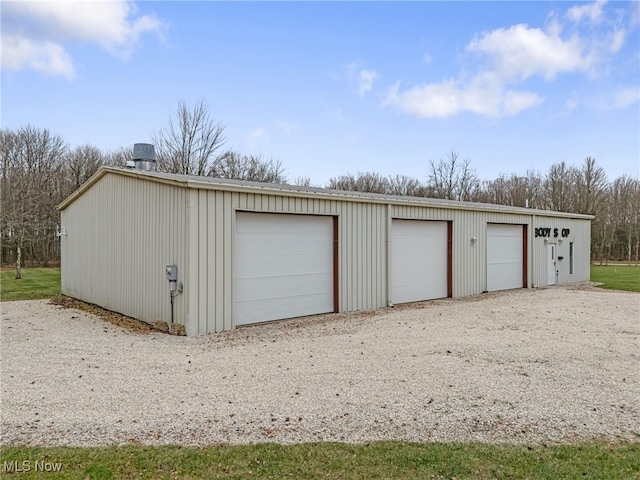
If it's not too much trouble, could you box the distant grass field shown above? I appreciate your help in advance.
[591,264,640,292]
[1,442,639,479]
[0,267,61,301]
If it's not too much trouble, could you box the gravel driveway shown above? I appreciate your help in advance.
[1,285,638,446]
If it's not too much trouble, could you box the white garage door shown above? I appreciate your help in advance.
[392,219,448,304]
[235,212,334,326]
[487,224,523,292]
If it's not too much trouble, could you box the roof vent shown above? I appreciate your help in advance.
[132,143,156,171]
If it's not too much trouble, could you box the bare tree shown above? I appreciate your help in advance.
[292,176,315,187]
[426,149,479,201]
[543,162,579,212]
[570,157,608,261]
[609,175,639,263]
[1,126,67,275]
[480,170,544,208]
[65,145,104,191]
[211,151,287,183]
[575,157,608,215]
[327,171,388,194]
[104,146,133,167]
[386,175,424,197]
[153,99,226,176]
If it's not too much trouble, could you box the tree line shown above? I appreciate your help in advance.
[2,100,638,273]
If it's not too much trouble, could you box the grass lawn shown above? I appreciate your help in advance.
[591,264,640,292]
[0,267,61,301]
[1,442,639,479]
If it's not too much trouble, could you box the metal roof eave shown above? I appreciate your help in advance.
[58,166,594,220]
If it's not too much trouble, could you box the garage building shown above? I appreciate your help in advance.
[59,164,592,336]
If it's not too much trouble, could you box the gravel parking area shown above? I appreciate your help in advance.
[1,285,638,446]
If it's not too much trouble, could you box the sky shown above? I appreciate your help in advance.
[2,0,639,186]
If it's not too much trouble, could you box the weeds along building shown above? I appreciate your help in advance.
[58,163,593,336]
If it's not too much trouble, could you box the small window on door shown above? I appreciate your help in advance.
[569,242,574,275]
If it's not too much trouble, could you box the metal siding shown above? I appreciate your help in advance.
[62,170,592,336]
[186,189,199,336]
[224,192,235,331]
[60,173,188,330]
[206,192,216,334]
[198,191,208,334]
[530,217,591,287]
[215,191,225,332]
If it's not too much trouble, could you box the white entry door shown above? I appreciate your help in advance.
[235,212,334,326]
[547,244,557,286]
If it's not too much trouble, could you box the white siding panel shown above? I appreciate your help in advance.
[61,168,592,336]
[235,212,333,325]
[392,219,448,303]
[60,174,188,329]
[487,224,523,291]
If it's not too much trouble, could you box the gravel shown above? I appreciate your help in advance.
[1,285,638,446]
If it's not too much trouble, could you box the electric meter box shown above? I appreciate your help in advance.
[165,265,178,281]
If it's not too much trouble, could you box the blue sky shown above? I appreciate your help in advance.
[2,1,639,185]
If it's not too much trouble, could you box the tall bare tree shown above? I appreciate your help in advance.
[153,99,226,176]
[426,149,479,201]
[386,175,424,197]
[480,170,545,208]
[543,162,579,212]
[609,175,640,263]
[65,145,104,191]
[575,157,608,215]
[104,145,133,167]
[327,171,389,194]
[292,176,314,187]
[211,151,287,183]
[1,126,67,275]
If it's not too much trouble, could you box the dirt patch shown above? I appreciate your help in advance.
[48,294,180,335]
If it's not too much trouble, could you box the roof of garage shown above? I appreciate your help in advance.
[58,166,594,220]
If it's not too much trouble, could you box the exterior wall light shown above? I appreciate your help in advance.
[471,236,477,244]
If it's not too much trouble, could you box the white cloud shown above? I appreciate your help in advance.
[467,24,594,81]
[608,28,626,53]
[612,86,640,109]
[387,1,635,119]
[632,1,640,27]
[358,69,378,98]
[385,78,542,118]
[1,0,164,77]
[567,0,607,24]
[1,36,74,78]
[345,62,378,98]
[422,52,432,64]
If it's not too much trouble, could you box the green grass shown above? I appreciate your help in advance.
[591,265,640,292]
[1,442,638,479]
[0,267,61,301]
